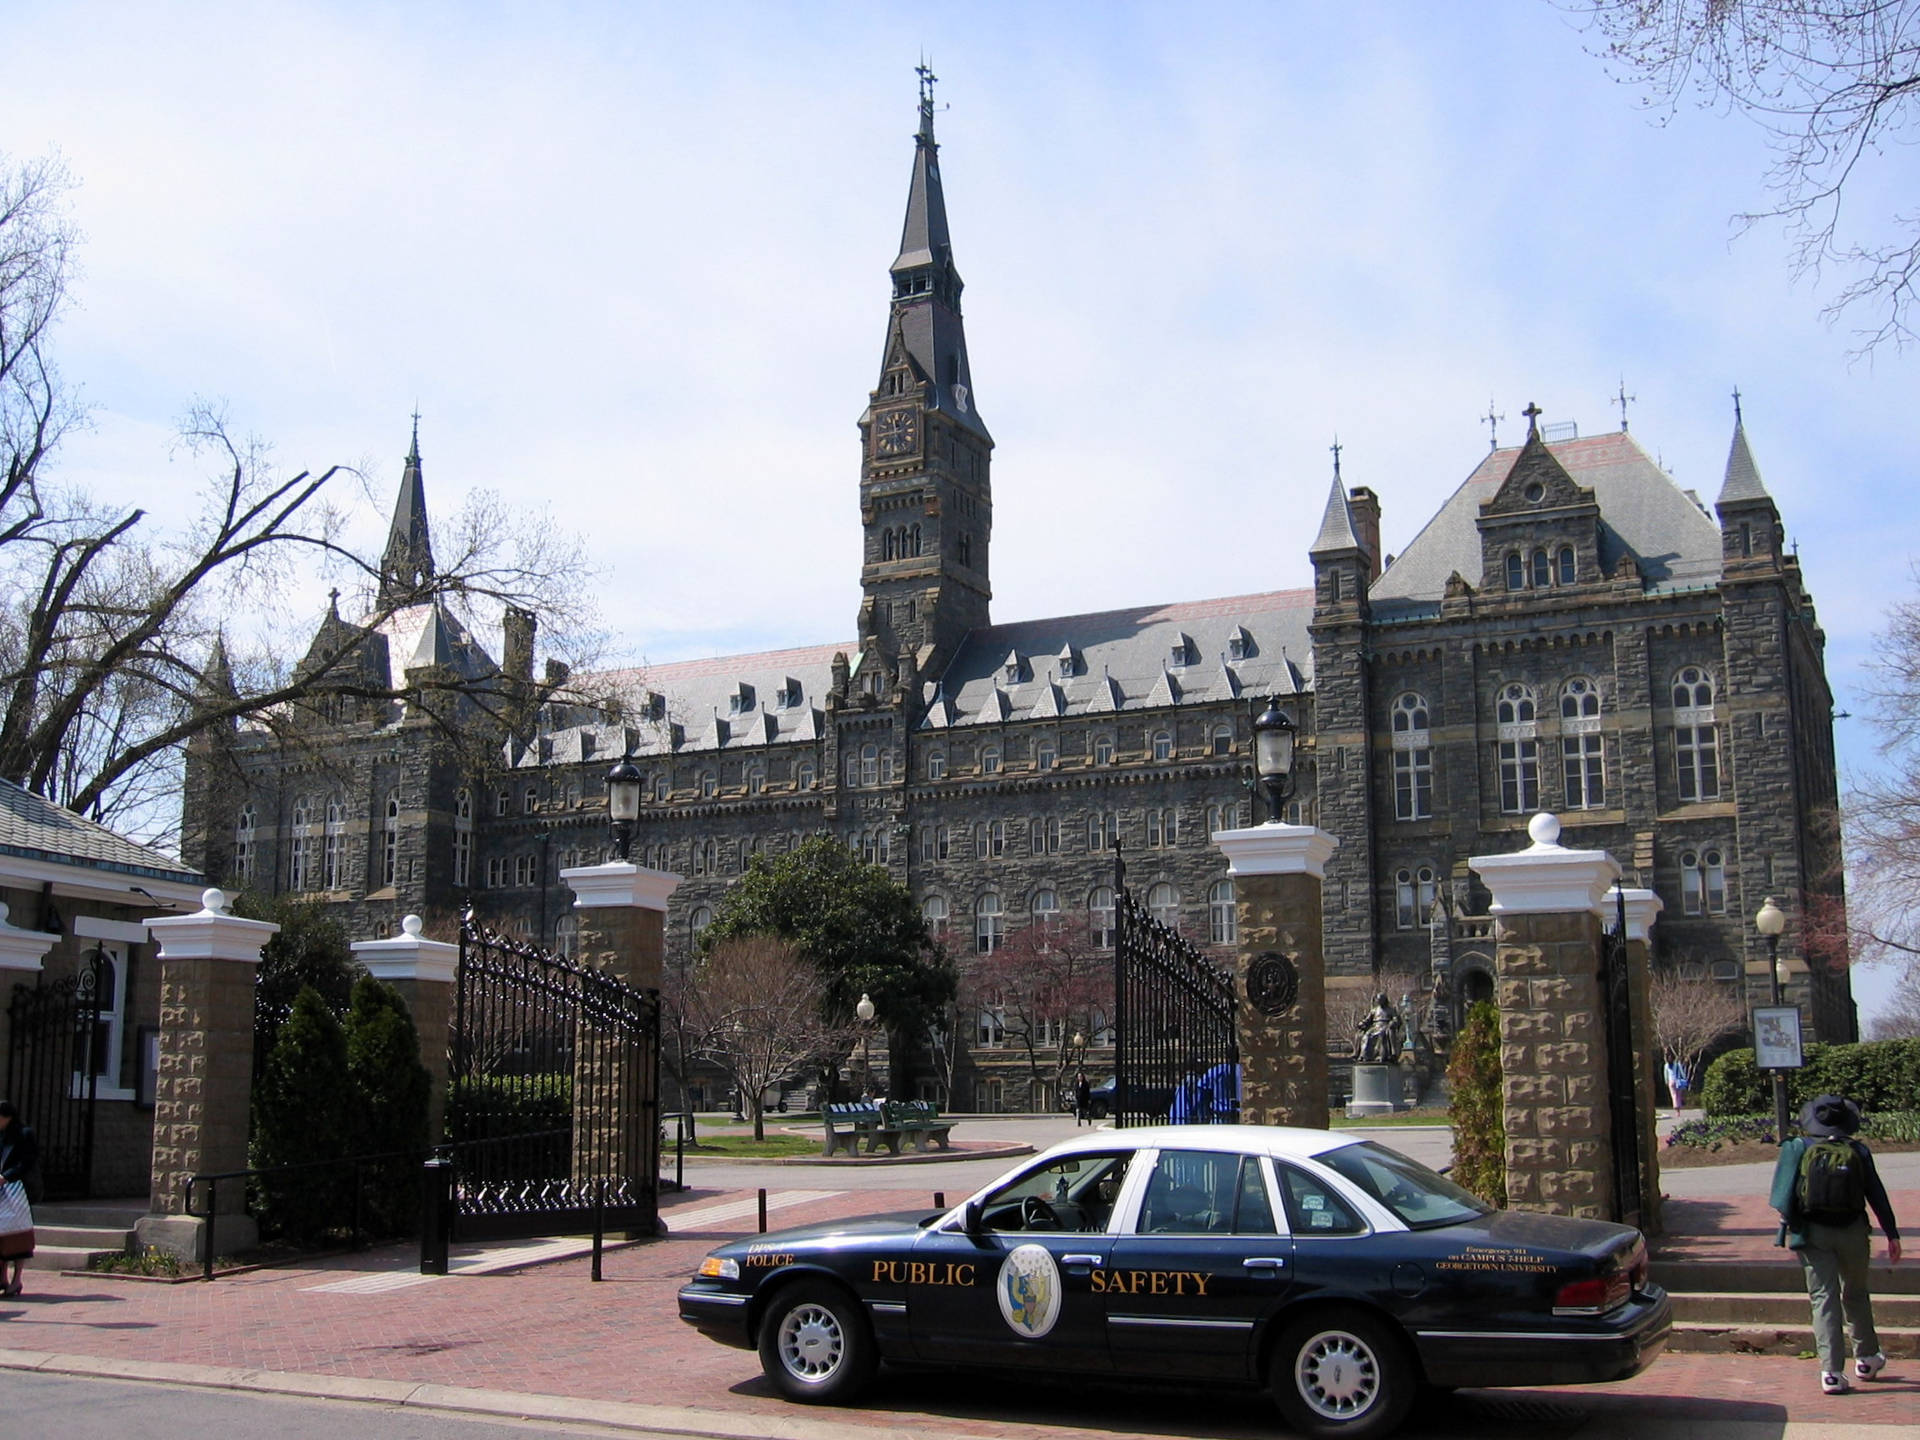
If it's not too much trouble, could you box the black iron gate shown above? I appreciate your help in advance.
[446,914,661,1240]
[1599,889,1643,1227]
[5,947,108,1200]
[1111,852,1239,1127]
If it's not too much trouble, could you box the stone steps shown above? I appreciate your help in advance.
[1668,1322,1920,1358]
[1674,1291,1920,1326]
[19,1205,142,1271]
[1656,1259,1920,1295]
[1656,1256,1919,1357]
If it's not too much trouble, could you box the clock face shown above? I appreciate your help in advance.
[874,408,918,457]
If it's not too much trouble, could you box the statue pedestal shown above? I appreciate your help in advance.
[1347,1064,1404,1118]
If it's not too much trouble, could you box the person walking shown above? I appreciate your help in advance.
[1073,1071,1091,1127]
[1769,1094,1902,1394]
[0,1100,39,1298]
[1666,1058,1690,1110]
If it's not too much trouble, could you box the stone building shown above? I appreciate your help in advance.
[182,84,1854,1109]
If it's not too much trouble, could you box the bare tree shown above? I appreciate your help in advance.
[671,936,843,1142]
[967,920,1114,1112]
[1570,1,1920,352]
[1842,574,1920,970]
[1650,966,1748,1085]
[1864,958,1920,1037]
[1,152,79,525]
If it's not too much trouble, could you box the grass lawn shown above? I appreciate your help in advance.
[1330,1109,1452,1128]
[683,1132,822,1158]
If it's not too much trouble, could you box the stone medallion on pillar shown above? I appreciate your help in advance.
[353,914,459,1138]
[1470,815,1621,1221]
[1214,822,1338,1130]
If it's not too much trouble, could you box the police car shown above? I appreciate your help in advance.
[678,1126,1670,1439]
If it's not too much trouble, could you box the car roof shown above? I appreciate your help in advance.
[1034,1124,1365,1163]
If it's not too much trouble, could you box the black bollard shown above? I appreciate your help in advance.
[419,1157,453,1275]
[758,1188,768,1233]
[934,1191,946,1209]
[592,1178,606,1282]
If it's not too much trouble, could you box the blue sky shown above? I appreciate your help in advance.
[7,2,1914,1017]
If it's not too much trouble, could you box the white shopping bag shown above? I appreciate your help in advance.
[0,1179,32,1235]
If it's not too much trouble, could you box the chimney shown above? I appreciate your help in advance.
[503,606,536,687]
[1347,486,1383,583]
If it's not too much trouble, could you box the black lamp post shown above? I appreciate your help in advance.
[1755,896,1791,1143]
[856,992,877,1099]
[1251,697,1297,823]
[606,755,643,862]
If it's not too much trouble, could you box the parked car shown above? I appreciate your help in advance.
[678,1125,1669,1438]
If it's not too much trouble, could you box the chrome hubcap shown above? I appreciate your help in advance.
[778,1303,844,1381]
[1296,1329,1380,1419]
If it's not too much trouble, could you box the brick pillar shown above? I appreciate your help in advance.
[1470,815,1621,1222]
[1214,822,1339,1131]
[136,887,278,1260]
[1605,885,1665,1236]
[352,914,458,1140]
[0,902,58,1067]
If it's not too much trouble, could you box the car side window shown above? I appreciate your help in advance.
[981,1152,1131,1233]
[1275,1162,1365,1236]
[1140,1151,1276,1235]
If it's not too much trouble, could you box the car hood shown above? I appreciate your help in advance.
[710,1210,936,1252]
[1438,1206,1642,1259]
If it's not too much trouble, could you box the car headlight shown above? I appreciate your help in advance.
[697,1255,740,1280]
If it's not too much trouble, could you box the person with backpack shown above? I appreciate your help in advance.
[1769,1093,1902,1395]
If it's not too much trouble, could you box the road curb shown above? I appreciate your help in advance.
[677,1141,1033,1167]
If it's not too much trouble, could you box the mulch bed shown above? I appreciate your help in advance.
[1658,1138,1920,1168]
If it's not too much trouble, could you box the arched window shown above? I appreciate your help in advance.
[1031,887,1060,927]
[1147,882,1180,932]
[1556,545,1576,585]
[700,770,717,798]
[653,773,670,802]
[911,524,922,556]
[1390,692,1433,821]
[1672,666,1721,801]
[1495,683,1539,813]
[1530,549,1551,588]
[1212,723,1234,757]
[922,895,949,935]
[554,914,578,958]
[690,905,714,945]
[453,788,473,887]
[1561,677,1605,809]
[322,796,346,889]
[1396,866,1438,929]
[1208,879,1237,945]
[746,765,765,796]
[1506,552,1525,591]
[233,805,256,884]
[1146,809,1162,848]
[523,785,538,815]
[1680,847,1728,915]
[1151,730,1173,762]
[1036,738,1056,771]
[1095,734,1115,765]
[1088,886,1116,949]
[381,790,400,886]
[796,760,816,790]
[883,529,895,561]
[927,749,946,781]
[975,894,1004,954]
[860,743,880,787]
[981,745,1002,775]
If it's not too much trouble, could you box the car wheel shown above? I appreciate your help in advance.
[1270,1307,1414,1440]
[757,1281,877,1404]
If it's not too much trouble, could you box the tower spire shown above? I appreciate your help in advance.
[378,414,436,605]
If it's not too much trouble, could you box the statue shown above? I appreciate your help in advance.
[1352,992,1405,1065]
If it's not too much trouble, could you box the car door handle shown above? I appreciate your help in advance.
[1063,1254,1104,1266]
[1242,1256,1287,1269]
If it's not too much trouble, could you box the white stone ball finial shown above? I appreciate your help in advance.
[200,887,229,915]
[402,914,424,938]
[1526,812,1562,849]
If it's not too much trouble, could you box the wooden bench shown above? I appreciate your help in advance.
[883,1100,953,1153]
[821,1101,901,1157]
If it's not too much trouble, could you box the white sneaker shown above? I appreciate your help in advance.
[1855,1353,1887,1382]
[1821,1372,1851,1395]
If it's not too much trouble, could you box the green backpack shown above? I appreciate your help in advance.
[1797,1137,1867,1222]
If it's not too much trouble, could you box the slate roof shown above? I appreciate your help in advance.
[1309,473,1364,555]
[0,777,202,884]
[1718,421,1772,505]
[370,602,496,690]
[1369,431,1722,615]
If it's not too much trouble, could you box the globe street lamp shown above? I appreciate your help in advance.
[1251,697,1297,824]
[606,755,643,862]
[1755,896,1790,1143]
[856,992,877,1099]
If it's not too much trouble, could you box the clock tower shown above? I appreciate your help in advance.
[857,67,994,695]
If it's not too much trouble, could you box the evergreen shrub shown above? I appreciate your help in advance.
[250,987,353,1242]
[344,975,432,1233]
[1447,1000,1506,1206]
[1702,1038,1920,1117]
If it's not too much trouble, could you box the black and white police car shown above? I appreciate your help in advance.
[678,1125,1670,1439]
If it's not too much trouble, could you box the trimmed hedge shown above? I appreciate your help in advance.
[1446,1000,1506,1206]
[1669,1110,1920,1148]
[1701,1037,1920,1117]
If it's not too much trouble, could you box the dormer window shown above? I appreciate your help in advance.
[1169,635,1194,667]
[1002,650,1023,684]
[728,683,755,716]
[780,679,803,709]
[1228,627,1252,662]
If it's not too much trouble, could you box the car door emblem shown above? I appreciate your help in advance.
[997,1244,1063,1339]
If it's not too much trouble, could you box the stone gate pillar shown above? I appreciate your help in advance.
[1214,822,1339,1130]
[1604,885,1665,1234]
[352,914,458,1140]
[1470,815,1621,1221]
[561,861,677,993]
[137,887,279,1259]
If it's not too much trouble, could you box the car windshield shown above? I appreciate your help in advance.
[1314,1140,1490,1230]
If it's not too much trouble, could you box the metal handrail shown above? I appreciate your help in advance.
[184,1146,423,1283]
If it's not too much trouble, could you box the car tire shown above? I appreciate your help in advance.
[757,1280,878,1405]
[1269,1307,1414,1440]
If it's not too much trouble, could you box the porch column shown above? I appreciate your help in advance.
[1604,885,1665,1235]
[136,888,279,1260]
[0,902,58,1068]
[1214,822,1339,1130]
[1470,815,1621,1222]
[352,914,458,1140]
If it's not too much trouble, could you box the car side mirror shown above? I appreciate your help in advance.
[963,1200,984,1235]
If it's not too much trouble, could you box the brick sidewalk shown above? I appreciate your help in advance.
[1,1185,1914,1436]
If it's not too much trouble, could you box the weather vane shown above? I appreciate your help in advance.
[1614,377,1635,433]
[1329,436,1343,481]
[1482,399,1504,450]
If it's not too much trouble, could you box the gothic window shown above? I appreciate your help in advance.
[700,770,717,798]
[496,790,509,818]
[1396,866,1438,929]
[653,774,669,802]
[859,743,879,787]
[485,856,505,888]
[1506,552,1525,591]
[1032,887,1059,927]
[1557,545,1576,584]
[1495,683,1540,814]
[923,895,949,936]
[523,785,538,815]
[797,760,816,789]
[1209,879,1237,945]
[1095,734,1115,765]
[1530,549,1551,588]
[920,824,937,862]
[1088,886,1116,949]
[381,790,400,886]
[690,905,713,945]
[322,796,346,889]
[1672,667,1721,801]
[1147,882,1181,932]
[746,766,765,796]
[928,749,946,780]
[1036,738,1056,771]
[1042,817,1061,853]
[1147,810,1162,848]
[975,893,1004,954]
[703,838,719,873]
[233,805,256,884]
[881,750,895,784]
[1680,847,1728,916]
[1151,730,1173,762]
[982,745,1001,775]
[1212,724,1234,757]
[1031,817,1045,856]
[883,529,895,561]
[938,824,952,860]
[988,820,1005,857]
[1561,677,1606,809]
[453,788,473,887]
[554,915,578,958]
[1390,692,1433,821]
[911,524,922,556]
[976,996,1006,1048]
[1086,810,1119,853]
[514,853,537,886]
